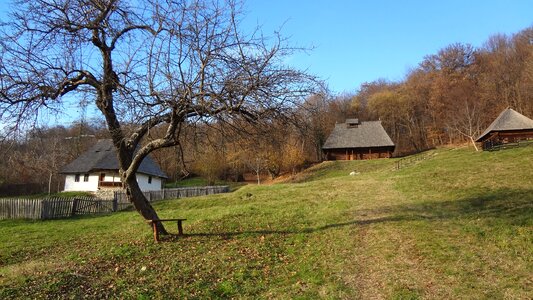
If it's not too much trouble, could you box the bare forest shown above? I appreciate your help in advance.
[1,25,532,196]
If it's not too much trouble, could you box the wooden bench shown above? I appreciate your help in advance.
[146,218,186,242]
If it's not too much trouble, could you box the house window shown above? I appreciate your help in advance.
[74,174,80,182]
[84,174,89,182]
[148,176,152,184]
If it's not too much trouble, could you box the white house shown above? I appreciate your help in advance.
[60,139,167,192]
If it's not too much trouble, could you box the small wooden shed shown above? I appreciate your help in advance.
[322,119,395,160]
[475,108,533,150]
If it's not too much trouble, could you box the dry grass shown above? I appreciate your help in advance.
[1,146,532,299]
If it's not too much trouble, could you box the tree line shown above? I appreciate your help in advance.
[149,25,533,177]
[0,122,107,196]
[1,20,531,195]
[349,27,533,153]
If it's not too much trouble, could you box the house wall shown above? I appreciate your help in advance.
[64,174,99,191]
[137,173,163,191]
[481,130,533,150]
[64,172,163,192]
[324,147,394,161]
[99,172,121,182]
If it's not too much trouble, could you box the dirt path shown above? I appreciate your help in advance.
[332,178,441,299]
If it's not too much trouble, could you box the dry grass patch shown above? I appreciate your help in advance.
[1,147,532,298]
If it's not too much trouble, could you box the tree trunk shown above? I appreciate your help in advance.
[124,175,168,235]
[469,136,479,152]
[48,172,53,195]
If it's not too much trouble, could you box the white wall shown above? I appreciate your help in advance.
[136,173,163,191]
[64,174,99,191]
[100,172,121,182]
[64,172,162,192]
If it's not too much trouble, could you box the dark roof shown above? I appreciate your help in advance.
[322,121,395,149]
[60,139,168,178]
[476,108,533,142]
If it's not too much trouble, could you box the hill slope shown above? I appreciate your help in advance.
[1,146,532,298]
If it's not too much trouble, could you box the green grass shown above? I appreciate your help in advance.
[1,146,532,299]
[165,177,245,191]
[165,177,212,187]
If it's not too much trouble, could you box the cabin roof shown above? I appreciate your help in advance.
[322,120,395,149]
[345,118,359,125]
[476,108,533,142]
[60,139,168,178]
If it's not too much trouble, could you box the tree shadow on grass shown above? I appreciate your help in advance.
[162,216,407,241]
[390,187,533,222]
[161,188,533,242]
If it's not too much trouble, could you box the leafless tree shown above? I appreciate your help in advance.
[446,100,483,151]
[247,156,265,185]
[0,0,317,234]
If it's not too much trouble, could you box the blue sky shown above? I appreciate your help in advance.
[2,0,530,95]
[0,0,532,127]
[243,0,533,94]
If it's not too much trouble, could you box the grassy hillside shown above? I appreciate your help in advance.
[1,146,532,299]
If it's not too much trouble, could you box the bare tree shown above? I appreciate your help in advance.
[446,100,483,151]
[247,156,265,185]
[0,0,317,234]
[297,93,334,161]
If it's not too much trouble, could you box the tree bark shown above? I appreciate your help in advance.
[48,172,53,195]
[123,175,168,235]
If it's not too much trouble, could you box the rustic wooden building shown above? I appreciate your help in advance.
[475,108,533,150]
[322,119,395,160]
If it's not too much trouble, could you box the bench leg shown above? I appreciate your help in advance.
[177,220,184,235]
[152,221,160,242]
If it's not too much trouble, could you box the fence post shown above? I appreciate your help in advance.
[71,198,79,217]
[41,199,47,220]
[162,188,166,200]
[112,192,118,212]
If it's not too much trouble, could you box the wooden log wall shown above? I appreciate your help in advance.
[324,148,393,160]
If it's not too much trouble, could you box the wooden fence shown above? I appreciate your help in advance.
[395,151,434,170]
[0,198,43,220]
[0,196,114,220]
[0,186,229,220]
[486,139,533,151]
[114,186,230,203]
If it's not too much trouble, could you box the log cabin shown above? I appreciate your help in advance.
[322,119,395,160]
[60,139,167,192]
[475,108,533,150]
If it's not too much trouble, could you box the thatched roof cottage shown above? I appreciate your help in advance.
[476,108,533,150]
[322,119,395,160]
